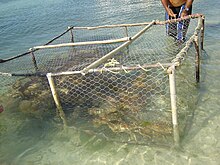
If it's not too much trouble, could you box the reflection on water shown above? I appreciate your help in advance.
[1,0,220,164]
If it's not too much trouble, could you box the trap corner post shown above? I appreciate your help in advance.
[200,15,205,50]
[193,34,201,83]
[168,65,180,147]
[68,26,74,43]
[46,73,68,127]
[29,48,38,72]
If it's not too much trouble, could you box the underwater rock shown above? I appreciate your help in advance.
[19,100,35,113]
[26,83,41,91]
[0,105,4,113]
[6,76,54,116]
[12,79,22,90]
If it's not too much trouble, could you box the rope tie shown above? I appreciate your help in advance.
[137,64,149,72]
[100,58,120,74]
[157,62,167,71]
[121,65,129,73]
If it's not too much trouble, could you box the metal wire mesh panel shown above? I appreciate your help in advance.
[55,68,170,109]
[0,52,36,75]
[175,46,199,136]
[73,27,130,42]
[32,44,121,73]
[53,68,173,145]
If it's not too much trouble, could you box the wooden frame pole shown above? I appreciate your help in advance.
[124,26,130,57]
[200,16,205,50]
[49,63,172,76]
[124,26,129,37]
[68,26,74,43]
[33,37,129,50]
[168,65,180,146]
[29,48,38,72]
[47,73,68,127]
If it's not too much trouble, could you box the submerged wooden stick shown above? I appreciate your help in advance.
[29,48,38,72]
[68,26,74,43]
[194,35,201,83]
[200,16,205,50]
[125,26,129,37]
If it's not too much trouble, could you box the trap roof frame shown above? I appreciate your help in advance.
[0,14,205,146]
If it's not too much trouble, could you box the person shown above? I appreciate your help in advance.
[161,0,194,41]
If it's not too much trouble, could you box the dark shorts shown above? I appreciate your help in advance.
[165,4,192,41]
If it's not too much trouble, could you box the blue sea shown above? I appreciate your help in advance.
[0,0,220,164]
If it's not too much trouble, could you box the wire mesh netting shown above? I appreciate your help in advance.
[0,14,204,146]
[175,46,199,137]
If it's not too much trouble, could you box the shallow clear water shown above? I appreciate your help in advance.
[1,0,220,164]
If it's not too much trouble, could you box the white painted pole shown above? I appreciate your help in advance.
[47,73,68,127]
[33,37,130,50]
[168,65,180,146]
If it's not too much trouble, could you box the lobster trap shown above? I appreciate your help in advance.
[0,14,205,146]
